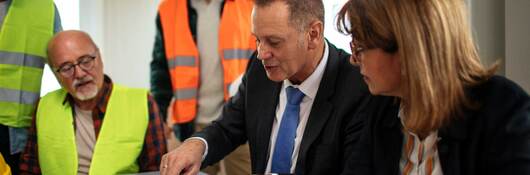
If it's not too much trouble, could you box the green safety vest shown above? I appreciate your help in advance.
[36,84,148,175]
[0,0,55,127]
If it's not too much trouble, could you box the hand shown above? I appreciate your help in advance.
[160,139,205,175]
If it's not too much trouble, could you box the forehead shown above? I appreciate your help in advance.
[49,38,96,66]
[251,2,294,38]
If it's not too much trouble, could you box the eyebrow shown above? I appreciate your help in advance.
[57,53,95,68]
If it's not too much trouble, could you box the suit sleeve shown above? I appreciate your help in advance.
[191,53,258,167]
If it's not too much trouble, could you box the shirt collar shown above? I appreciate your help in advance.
[283,40,329,100]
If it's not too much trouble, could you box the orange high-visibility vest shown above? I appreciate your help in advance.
[158,0,256,124]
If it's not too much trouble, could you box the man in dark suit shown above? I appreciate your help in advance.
[160,0,371,174]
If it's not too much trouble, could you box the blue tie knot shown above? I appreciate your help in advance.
[286,87,304,105]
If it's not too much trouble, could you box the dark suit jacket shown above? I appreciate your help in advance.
[343,75,530,175]
[194,42,372,174]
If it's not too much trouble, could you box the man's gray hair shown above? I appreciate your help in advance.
[255,0,325,31]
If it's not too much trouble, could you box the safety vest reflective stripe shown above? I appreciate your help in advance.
[0,51,46,68]
[159,0,255,123]
[223,49,254,60]
[173,88,197,100]
[0,88,39,105]
[168,56,197,68]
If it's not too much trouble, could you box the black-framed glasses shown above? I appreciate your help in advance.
[55,54,97,77]
[349,40,365,64]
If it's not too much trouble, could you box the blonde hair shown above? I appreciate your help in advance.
[337,0,497,136]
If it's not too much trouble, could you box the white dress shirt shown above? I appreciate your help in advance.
[265,41,329,174]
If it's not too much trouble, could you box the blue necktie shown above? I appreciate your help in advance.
[271,86,305,174]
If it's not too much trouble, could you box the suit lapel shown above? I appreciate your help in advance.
[254,78,281,172]
[295,43,340,174]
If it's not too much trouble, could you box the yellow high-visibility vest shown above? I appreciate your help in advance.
[36,84,148,174]
[0,0,55,127]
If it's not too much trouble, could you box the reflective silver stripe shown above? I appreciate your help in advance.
[223,49,254,60]
[173,88,197,100]
[0,51,45,68]
[0,88,40,105]
[168,56,196,69]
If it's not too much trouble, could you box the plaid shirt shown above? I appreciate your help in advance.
[19,76,167,174]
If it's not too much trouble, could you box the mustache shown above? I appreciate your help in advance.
[73,76,94,88]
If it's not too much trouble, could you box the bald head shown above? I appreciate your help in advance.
[47,30,98,67]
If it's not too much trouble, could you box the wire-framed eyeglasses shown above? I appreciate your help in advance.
[55,53,97,78]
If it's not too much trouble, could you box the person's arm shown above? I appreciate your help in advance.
[138,94,168,172]
[150,14,173,122]
[192,54,258,167]
[160,53,257,175]
[19,111,42,174]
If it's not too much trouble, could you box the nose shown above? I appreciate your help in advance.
[74,65,88,78]
[256,44,272,60]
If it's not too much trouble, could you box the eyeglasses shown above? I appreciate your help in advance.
[349,40,365,65]
[55,54,97,78]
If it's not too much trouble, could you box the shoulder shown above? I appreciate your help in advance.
[469,75,529,108]
[465,75,530,135]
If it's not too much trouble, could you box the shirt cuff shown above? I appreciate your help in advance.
[186,137,208,161]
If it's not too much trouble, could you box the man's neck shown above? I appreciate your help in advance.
[289,40,326,85]
[74,98,97,111]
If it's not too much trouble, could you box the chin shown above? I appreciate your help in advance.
[368,90,379,95]
[74,87,99,101]
[370,88,398,97]
[266,73,287,82]
[367,86,382,96]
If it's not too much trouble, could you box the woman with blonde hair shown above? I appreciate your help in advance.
[337,0,530,174]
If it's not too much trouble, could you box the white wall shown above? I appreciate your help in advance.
[324,0,350,53]
[80,0,159,89]
[505,0,530,92]
[469,0,530,92]
[469,0,505,75]
[79,0,104,50]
